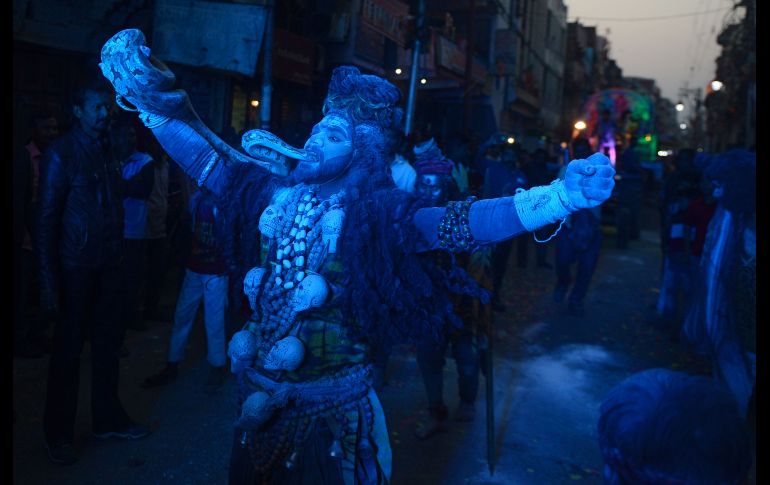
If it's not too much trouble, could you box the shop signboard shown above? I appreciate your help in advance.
[273,28,316,86]
[153,0,267,76]
[360,0,409,46]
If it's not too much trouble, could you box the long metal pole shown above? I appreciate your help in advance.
[485,317,495,476]
[260,0,274,131]
[404,0,425,135]
[463,0,476,132]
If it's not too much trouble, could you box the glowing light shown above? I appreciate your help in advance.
[680,123,687,130]
[507,137,515,144]
[711,80,723,91]
[560,141,568,149]
[420,78,427,85]
[250,99,260,108]
[644,135,652,142]
[675,102,684,112]
[574,120,587,130]
[395,68,402,75]
[657,150,669,157]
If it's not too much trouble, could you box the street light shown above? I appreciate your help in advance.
[574,120,587,130]
[420,78,427,85]
[676,102,684,112]
[680,123,687,130]
[506,137,515,144]
[395,68,402,75]
[250,99,260,108]
[711,80,724,92]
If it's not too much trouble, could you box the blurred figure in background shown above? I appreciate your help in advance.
[552,139,603,317]
[598,368,752,485]
[683,149,755,420]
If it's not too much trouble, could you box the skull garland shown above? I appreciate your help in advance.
[320,208,345,254]
[258,204,286,239]
[233,186,344,371]
[243,267,268,312]
[228,329,259,374]
[236,390,275,430]
[290,272,330,313]
[263,336,306,371]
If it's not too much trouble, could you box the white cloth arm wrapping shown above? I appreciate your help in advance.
[412,180,576,253]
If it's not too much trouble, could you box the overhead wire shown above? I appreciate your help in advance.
[566,6,730,22]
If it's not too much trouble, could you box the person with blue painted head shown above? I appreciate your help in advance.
[98,29,615,484]
[598,368,751,485]
[683,148,755,421]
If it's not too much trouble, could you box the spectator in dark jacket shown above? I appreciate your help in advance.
[35,75,150,466]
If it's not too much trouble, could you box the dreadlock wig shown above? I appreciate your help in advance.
[224,66,486,350]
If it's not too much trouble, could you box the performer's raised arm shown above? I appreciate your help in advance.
[98,29,307,197]
[412,152,615,252]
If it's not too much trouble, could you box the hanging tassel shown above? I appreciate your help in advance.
[284,450,300,470]
[325,414,345,459]
[355,403,379,485]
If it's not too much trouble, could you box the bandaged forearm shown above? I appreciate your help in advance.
[413,197,527,252]
[139,113,231,195]
[513,179,576,231]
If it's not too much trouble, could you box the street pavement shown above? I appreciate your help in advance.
[12,200,755,484]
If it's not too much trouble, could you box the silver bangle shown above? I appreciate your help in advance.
[197,153,219,186]
[139,112,170,129]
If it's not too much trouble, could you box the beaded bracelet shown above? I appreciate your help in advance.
[437,196,480,253]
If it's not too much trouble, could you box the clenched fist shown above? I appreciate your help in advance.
[563,152,616,209]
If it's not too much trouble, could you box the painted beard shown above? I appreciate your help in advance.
[290,146,353,185]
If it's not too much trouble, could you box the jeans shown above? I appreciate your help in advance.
[167,269,228,367]
[44,266,130,444]
[554,226,602,306]
[416,328,479,412]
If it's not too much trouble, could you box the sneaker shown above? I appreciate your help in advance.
[46,441,78,466]
[141,363,178,388]
[454,402,476,422]
[203,365,227,394]
[93,421,150,440]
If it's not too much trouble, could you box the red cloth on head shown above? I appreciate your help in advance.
[414,158,453,176]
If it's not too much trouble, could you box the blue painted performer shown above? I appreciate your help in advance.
[99,29,615,484]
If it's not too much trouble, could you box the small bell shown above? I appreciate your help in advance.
[285,450,300,469]
[329,439,344,459]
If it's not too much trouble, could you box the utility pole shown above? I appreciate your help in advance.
[405,0,425,136]
[463,0,476,132]
[260,0,275,131]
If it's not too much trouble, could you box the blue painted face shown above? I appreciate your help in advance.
[415,174,447,206]
[293,114,354,184]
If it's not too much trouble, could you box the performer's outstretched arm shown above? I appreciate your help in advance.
[412,153,615,252]
[99,29,294,198]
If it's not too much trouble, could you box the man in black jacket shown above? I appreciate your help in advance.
[35,75,150,466]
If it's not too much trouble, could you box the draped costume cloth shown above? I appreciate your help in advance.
[683,206,755,415]
[220,164,489,485]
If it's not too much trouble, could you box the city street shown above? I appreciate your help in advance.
[12,200,753,484]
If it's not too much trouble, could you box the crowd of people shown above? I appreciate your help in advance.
[11,28,753,484]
